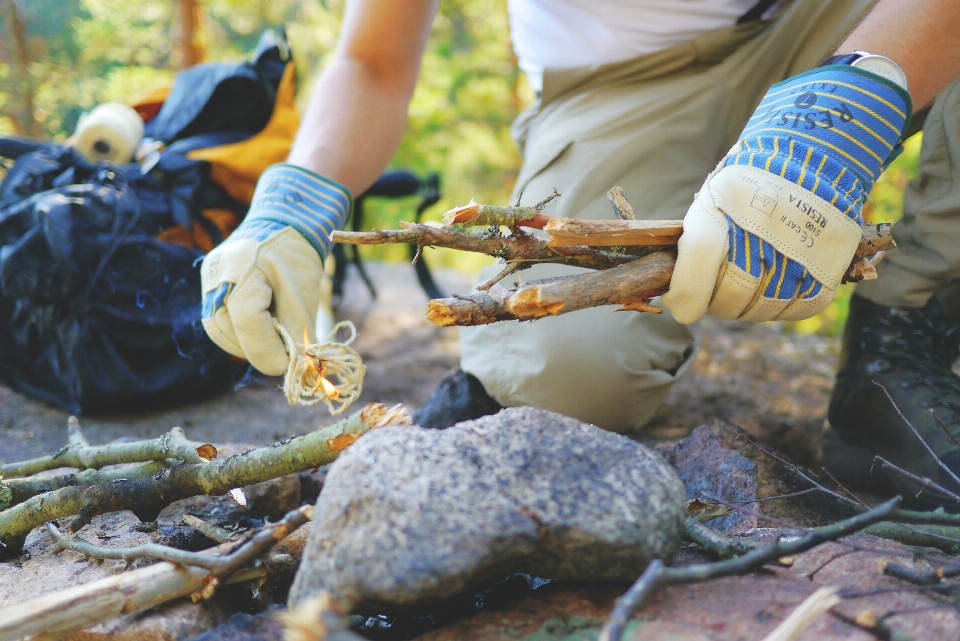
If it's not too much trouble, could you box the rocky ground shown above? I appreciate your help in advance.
[4,261,956,641]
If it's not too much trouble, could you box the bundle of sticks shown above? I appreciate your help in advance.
[332,187,895,327]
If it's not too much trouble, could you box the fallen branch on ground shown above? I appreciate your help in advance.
[683,517,760,560]
[597,497,901,641]
[47,504,312,586]
[0,508,313,641]
[1,460,171,510]
[0,417,215,478]
[0,403,410,559]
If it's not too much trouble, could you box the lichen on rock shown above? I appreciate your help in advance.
[289,407,687,610]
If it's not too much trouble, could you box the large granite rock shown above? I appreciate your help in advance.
[289,407,686,610]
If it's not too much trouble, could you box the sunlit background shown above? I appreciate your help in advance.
[1,0,919,335]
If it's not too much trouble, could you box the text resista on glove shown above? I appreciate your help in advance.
[708,164,862,291]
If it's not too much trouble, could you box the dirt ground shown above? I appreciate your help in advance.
[0,260,839,467]
[1,260,877,641]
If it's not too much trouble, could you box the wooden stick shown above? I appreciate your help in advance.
[607,186,636,220]
[0,404,407,559]
[544,219,895,254]
[0,513,312,641]
[545,218,684,247]
[0,418,215,478]
[426,252,674,327]
[597,498,901,641]
[423,224,894,327]
[332,223,638,271]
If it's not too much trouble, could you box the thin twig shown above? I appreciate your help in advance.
[47,505,312,590]
[181,514,234,543]
[683,518,761,559]
[931,410,960,448]
[597,559,665,641]
[1,461,171,510]
[873,381,960,488]
[333,223,635,271]
[532,188,561,211]
[830,610,921,641]
[728,488,819,504]
[736,433,861,508]
[477,263,522,292]
[881,560,960,586]
[873,456,960,505]
[597,498,901,641]
[820,467,870,508]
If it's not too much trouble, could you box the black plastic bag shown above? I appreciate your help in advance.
[0,163,243,413]
[0,30,292,413]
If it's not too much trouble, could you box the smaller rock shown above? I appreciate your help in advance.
[290,407,687,610]
[660,425,758,531]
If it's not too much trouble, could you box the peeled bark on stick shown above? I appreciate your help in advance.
[426,251,675,327]
[0,403,409,559]
[545,219,684,247]
[0,417,215,478]
[441,201,553,229]
[543,219,895,253]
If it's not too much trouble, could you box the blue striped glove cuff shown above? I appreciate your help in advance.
[233,163,353,259]
[726,65,911,225]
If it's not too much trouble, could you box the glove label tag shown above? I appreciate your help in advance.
[705,164,860,290]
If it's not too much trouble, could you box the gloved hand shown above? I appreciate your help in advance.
[201,164,351,375]
[662,64,911,323]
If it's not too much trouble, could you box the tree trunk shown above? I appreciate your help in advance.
[176,0,203,69]
[3,0,38,137]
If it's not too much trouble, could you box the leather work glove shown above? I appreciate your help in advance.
[662,64,911,324]
[201,164,352,375]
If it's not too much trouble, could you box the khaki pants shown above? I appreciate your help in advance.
[855,78,960,308]
[462,0,955,433]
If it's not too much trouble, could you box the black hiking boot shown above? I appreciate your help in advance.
[823,285,960,509]
[413,367,504,429]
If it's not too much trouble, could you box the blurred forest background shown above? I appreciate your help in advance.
[0,0,919,335]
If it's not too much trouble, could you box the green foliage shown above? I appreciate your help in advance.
[3,0,522,272]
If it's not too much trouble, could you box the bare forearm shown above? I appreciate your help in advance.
[838,0,960,107]
[286,0,439,197]
[288,60,412,196]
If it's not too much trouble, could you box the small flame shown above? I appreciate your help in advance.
[318,375,340,400]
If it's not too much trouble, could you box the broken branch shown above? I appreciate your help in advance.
[441,201,554,229]
[0,417,214,478]
[0,509,312,641]
[683,518,760,560]
[426,251,674,327]
[598,497,901,641]
[332,223,638,271]
[607,186,636,220]
[48,504,312,581]
[1,460,171,510]
[0,403,410,559]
